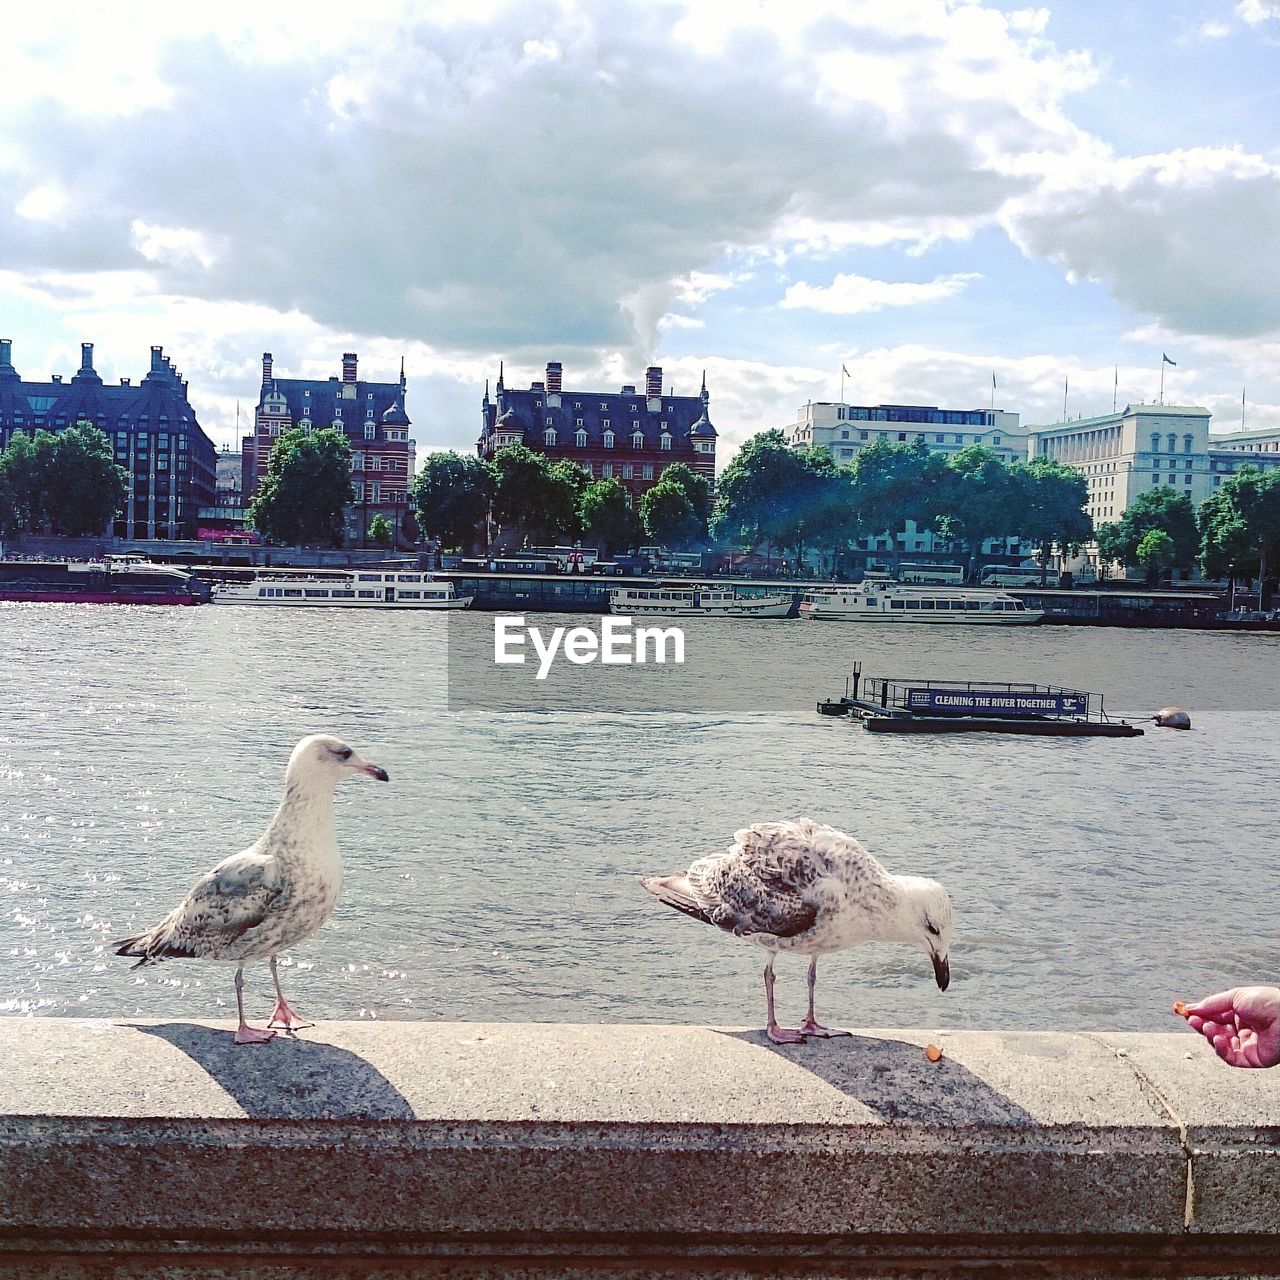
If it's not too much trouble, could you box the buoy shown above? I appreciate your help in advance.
[1153,707,1192,730]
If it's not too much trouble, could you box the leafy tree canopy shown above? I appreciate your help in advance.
[641,480,701,549]
[410,451,495,551]
[367,513,394,548]
[0,423,127,537]
[580,478,640,555]
[248,426,354,548]
[1198,465,1280,588]
[1095,486,1198,573]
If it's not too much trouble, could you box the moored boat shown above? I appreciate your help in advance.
[609,583,793,618]
[212,568,472,609]
[0,555,205,605]
[799,583,1043,624]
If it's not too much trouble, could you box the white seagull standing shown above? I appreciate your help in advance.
[640,818,953,1043]
[115,734,389,1044]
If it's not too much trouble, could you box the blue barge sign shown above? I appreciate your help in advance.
[906,688,1086,717]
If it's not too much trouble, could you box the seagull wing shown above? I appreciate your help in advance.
[680,821,822,938]
[118,849,284,963]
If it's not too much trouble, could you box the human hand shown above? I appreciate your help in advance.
[1174,987,1280,1068]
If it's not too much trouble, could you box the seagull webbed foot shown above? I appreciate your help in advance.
[799,1019,853,1038]
[234,1024,276,1045]
[767,1023,807,1045]
[268,999,314,1032]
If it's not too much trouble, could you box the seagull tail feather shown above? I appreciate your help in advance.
[114,927,194,969]
[637,874,716,927]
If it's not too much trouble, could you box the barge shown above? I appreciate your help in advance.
[818,665,1143,737]
[0,555,206,605]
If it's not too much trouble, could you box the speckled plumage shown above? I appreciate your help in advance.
[115,734,388,1042]
[640,818,954,1042]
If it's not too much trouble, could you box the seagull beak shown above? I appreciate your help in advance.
[357,760,389,782]
[932,952,950,991]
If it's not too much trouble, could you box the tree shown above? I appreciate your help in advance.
[248,426,354,547]
[0,431,44,535]
[1095,487,1199,578]
[1016,456,1093,584]
[641,480,702,549]
[545,459,591,542]
[580,478,640,555]
[1199,466,1280,604]
[709,430,851,566]
[1135,529,1177,584]
[367,514,394,548]
[652,461,711,539]
[848,439,948,551]
[936,444,1029,580]
[410,452,495,551]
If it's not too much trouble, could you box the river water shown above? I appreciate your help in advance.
[2,601,1277,1032]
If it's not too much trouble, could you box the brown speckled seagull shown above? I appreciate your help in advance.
[640,818,953,1044]
[115,734,389,1044]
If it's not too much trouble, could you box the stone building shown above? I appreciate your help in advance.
[241,352,416,545]
[477,361,717,502]
[0,339,216,539]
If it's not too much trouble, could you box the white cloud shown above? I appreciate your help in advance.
[1237,0,1280,23]
[781,271,981,314]
[14,184,68,222]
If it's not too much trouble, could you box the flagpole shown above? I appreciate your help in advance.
[840,365,845,404]
[1062,376,1068,422]
[990,371,995,412]
[1112,366,1117,414]
[1242,387,1247,433]
[1159,358,1164,405]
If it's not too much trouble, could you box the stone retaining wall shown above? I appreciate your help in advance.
[0,1020,1277,1277]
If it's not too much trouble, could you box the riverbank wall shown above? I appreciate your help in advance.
[2,1019,1278,1278]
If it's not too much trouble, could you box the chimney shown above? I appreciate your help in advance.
[342,352,358,383]
[261,352,273,386]
[80,343,94,372]
[0,339,12,371]
[545,361,562,393]
[151,345,164,371]
[621,384,636,395]
[645,366,662,398]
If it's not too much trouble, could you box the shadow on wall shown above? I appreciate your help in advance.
[720,1030,1037,1126]
[131,1023,415,1121]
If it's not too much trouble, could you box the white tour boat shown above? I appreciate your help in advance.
[609,583,793,618]
[213,569,473,609]
[799,583,1043,625]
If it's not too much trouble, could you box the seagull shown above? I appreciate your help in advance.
[114,734,389,1044]
[640,818,953,1044]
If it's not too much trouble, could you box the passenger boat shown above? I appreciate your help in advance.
[609,583,793,618]
[212,569,472,609]
[799,583,1043,625]
[0,555,205,606]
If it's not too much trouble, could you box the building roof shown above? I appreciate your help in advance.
[260,375,410,429]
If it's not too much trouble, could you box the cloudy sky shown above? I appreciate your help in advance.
[2,0,1277,459]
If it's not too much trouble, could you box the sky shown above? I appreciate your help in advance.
[1,0,1277,461]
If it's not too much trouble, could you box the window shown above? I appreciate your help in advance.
[602,463,613,478]
[335,407,342,417]
[546,417,554,426]
[1152,434,1160,452]
[575,417,584,427]
[603,431,615,449]
[622,463,633,479]
[660,433,672,451]
[935,434,945,443]
[897,432,907,441]
[1184,435,1193,454]
[575,429,587,447]
[364,423,374,439]
[631,432,644,449]
[642,463,653,479]
[544,428,557,446]
[841,430,849,440]
[600,402,608,410]
[632,421,640,431]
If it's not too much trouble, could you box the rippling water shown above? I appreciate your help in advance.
[2,601,1278,1032]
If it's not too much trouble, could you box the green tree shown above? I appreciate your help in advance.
[1135,529,1177,584]
[936,445,1028,581]
[580,478,640,555]
[641,480,702,549]
[0,431,44,535]
[248,426,354,547]
[410,451,495,551]
[710,430,851,566]
[1199,466,1280,603]
[367,513,394,548]
[1016,456,1093,584]
[848,439,948,552]
[546,459,591,542]
[1095,487,1199,578]
[653,461,711,537]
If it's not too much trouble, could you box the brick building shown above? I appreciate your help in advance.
[0,339,216,539]
[241,352,416,545]
[477,361,717,502]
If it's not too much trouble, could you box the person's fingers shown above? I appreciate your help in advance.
[1184,989,1242,1019]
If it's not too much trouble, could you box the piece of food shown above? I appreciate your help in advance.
[1173,1000,1190,1018]
[925,1043,943,1062]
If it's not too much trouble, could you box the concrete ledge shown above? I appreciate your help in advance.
[1,1020,1278,1277]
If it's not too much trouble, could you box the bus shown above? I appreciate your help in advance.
[898,562,966,585]
[979,563,1044,587]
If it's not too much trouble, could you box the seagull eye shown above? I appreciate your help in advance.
[334,747,353,761]
[925,921,940,937]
